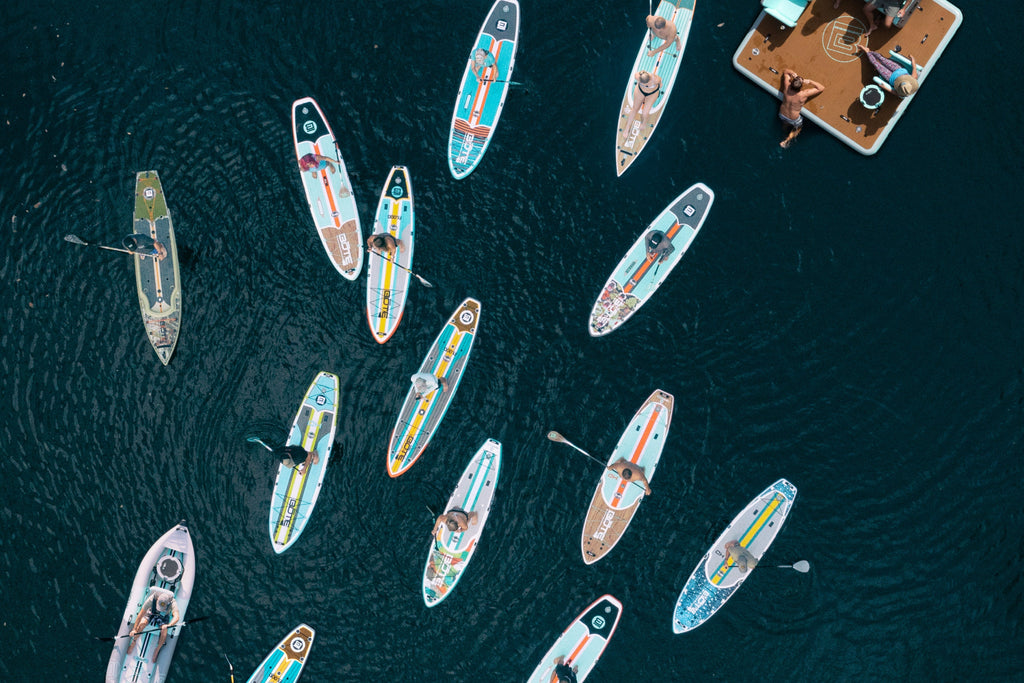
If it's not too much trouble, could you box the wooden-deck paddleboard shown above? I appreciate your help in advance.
[447,0,520,179]
[105,521,195,683]
[269,372,339,554]
[672,478,798,633]
[387,298,480,478]
[366,165,415,344]
[525,595,623,683]
[292,97,362,279]
[589,182,713,336]
[132,171,181,365]
[581,389,673,564]
[615,0,696,176]
[245,624,315,683]
[423,439,501,607]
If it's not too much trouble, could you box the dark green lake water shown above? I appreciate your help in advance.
[1,0,1021,680]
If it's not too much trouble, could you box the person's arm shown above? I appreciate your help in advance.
[167,602,180,627]
[804,79,825,96]
[648,33,676,56]
[781,71,794,91]
[910,55,917,76]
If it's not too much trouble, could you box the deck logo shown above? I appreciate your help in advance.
[683,204,696,217]
[456,133,476,165]
[593,509,615,540]
[378,289,392,319]
[496,20,508,30]
[591,615,606,630]
[303,121,318,135]
[315,394,326,406]
[390,186,405,199]
[143,187,155,200]
[822,17,866,63]
[290,636,307,653]
[459,310,475,325]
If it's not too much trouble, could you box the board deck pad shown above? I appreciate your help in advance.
[447,0,520,179]
[292,97,362,279]
[366,166,415,344]
[525,595,623,683]
[672,478,798,633]
[245,624,315,683]
[269,372,339,554]
[132,171,181,365]
[387,298,480,478]
[615,0,696,176]
[105,522,195,683]
[423,439,501,607]
[589,182,713,336]
[581,389,673,564]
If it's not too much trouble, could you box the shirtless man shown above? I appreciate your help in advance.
[646,15,681,57]
[778,69,824,149]
[619,70,662,144]
[608,458,652,495]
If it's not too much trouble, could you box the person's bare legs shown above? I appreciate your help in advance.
[780,126,801,149]
[151,628,168,663]
[863,1,879,35]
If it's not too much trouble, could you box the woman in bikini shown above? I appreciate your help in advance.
[619,70,662,144]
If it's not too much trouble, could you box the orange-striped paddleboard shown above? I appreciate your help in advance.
[581,389,673,564]
[589,182,714,337]
[525,595,622,683]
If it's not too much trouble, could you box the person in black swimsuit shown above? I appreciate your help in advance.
[619,70,662,144]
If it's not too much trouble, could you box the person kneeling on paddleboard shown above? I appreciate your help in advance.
[432,508,478,538]
[411,372,448,400]
[122,233,168,261]
[367,233,404,258]
[724,540,758,572]
[127,589,180,662]
[551,656,579,683]
[275,444,318,473]
[608,459,653,495]
[644,230,674,263]
[298,152,337,177]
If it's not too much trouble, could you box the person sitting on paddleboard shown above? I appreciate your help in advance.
[608,458,653,495]
[724,540,758,573]
[127,589,179,663]
[471,48,496,83]
[432,508,479,537]
[644,229,674,264]
[646,14,681,57]
[367,233,403,257]
[298,152,337,177]
[275,444,318,473]
[620,70,662,144]
[551,656,579,683]
[411,372,448,400]
[122,233,168,261]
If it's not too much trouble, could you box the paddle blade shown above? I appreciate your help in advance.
[64,234,87,245]
[792,560,811,573]
[546,431,565,442]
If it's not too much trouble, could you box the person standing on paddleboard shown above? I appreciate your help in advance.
[608,459,653,495]
[724,540,758,572]
[275,444,318,473]
[367,233,404,258]
[411,372,448,400]
[297,152,337,177]
[432,508,479,537]
[471,47,496,83]
[122,233,168,261]
[646,14,681,57]
[551,656,579,683]
[644,229,675,263]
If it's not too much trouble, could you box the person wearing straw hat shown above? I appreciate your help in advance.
[127,588,180,662]
[854,42,919,98]
[608,459,653,495]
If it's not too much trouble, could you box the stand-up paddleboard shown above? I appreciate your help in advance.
[387,298,480,478]
[615,0,696,176]
[447,0,520,179]
[581,389,673,565]
[245,624,315,683]
[269,372,339,554]
[132,171,181,365]
[589,182,713,337]
[423,439,501,607]
[292,97,362,280]
[525,595,623,683]
[366,165,415,344]
[105,521,195,683]
[672,478,798,633]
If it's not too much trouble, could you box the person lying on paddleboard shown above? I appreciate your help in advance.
[126,589,179,663]
[646,14,681,57]
[275,444,318,473]
[724,540,758,572]
[551,656,579,683]
[432,508,479,538]
[122,233,168,261]
[298,152,337,177]
[620,70,662,144]
[367,233,404,257]
[411,372,448,400]
[644,229,674,263]
[608,459,653,495]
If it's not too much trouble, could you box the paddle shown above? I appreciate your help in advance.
[246,436,274,452]
[64,233,135,255]
[364,245,434,288]
[95,615,211,642]
[546,431,650,494]
[225,653,235,683]
[774,560,811,573]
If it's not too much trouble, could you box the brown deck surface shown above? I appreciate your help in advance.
[733,0,961,153]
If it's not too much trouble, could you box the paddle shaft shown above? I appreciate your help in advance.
[65,234,135,255]
[365,245,433,287]
[97,616,210,642]
[547,432,650,494]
